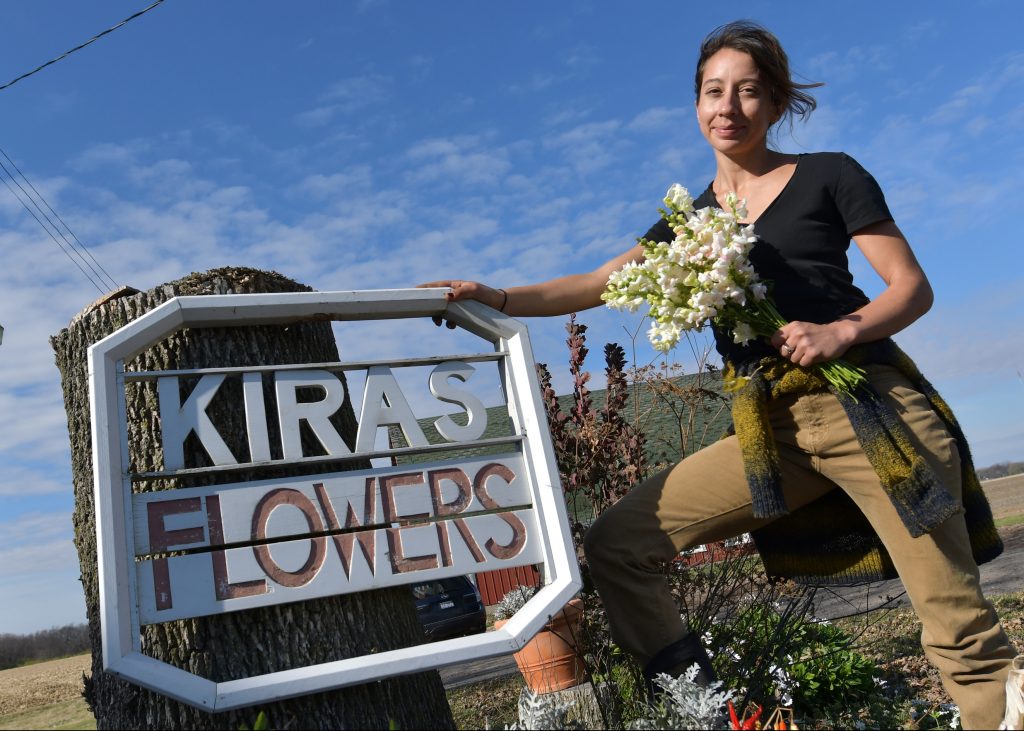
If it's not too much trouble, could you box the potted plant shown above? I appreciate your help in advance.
[493,585,588,694]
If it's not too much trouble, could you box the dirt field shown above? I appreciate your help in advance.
[0,654,92,730]
[982,473,1024,519]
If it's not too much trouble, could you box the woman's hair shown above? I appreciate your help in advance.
[694,20,822,129]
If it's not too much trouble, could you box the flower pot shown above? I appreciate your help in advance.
[495,597,588,694]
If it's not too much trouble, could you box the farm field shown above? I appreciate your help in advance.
[982,473,1024,521]
[0,654,92,730]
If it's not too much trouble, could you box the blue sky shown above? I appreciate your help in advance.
[1,0,1022,635]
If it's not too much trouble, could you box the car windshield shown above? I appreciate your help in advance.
[411,577,469,599]
[411,581,447,599]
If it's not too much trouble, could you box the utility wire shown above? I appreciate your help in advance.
[0,0,166,93]
[0,145,119,291]
[0,162,107,296]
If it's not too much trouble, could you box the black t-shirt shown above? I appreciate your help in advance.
[641,152,893,365]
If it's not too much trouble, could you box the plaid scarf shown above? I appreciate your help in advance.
[724,339,1003,585]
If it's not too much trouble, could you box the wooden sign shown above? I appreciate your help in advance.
[88,289,581,712]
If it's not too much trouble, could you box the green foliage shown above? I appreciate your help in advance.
[710,602,878,717]
[238,710,269,730]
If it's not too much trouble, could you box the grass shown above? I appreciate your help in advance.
[0,698,95,731]
[996,513,1024,528]
[447,674,525,730]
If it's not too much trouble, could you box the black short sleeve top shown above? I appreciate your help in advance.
[640,152,893,365]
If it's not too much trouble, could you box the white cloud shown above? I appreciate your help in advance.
[0,538,78,578]
[295,74,394,127]
[543,119,626,175]
[403,136,512,187]
[925,51,1024,125]
[806,45,891,83]
[627,106,691,133]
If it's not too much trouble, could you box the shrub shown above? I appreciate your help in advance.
[709,601,879,717]
[494,586,539,622]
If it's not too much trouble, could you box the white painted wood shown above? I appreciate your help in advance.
[133,453,530,553]
[107,652,218,709]
[123,350,509,380]
[213,630,521,711]
[174,289,450,328]
[502,325,580,603]
[90,348,134,671]
[130,434,525,481]
[137,508,542,624]
[117,366,143,650]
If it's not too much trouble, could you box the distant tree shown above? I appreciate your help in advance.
[50,268,455,730]
[977,461,1024,481]
[0,624,90,669]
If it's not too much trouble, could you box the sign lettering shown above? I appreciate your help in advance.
[157,361,489,470]
[134,454,538,624]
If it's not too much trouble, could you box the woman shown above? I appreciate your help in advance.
[421,21,1015,729]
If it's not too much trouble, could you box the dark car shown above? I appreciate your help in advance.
[412,575,486,641]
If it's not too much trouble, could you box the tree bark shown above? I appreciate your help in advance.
[50,267,455,730]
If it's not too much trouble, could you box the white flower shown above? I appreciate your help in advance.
[732,322,756,344]
[605,185,776,355]
[664,183,694,215]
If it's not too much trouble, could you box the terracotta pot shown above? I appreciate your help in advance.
[495,598,588,693]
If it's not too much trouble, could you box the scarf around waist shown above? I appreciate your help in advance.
[723,338,1001,584]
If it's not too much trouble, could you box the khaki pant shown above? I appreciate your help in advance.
[584,365,1016,729]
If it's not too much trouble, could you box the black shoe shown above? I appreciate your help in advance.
[642,633,717,699]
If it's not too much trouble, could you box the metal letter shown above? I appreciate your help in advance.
[158,374,237,471]
[275,370,351,461]
[355,366,428,453]
[428,361,488,442]
[242,372,272,463]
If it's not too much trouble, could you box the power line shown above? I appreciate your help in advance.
[0,146,119,291]
[0,0,166,93]
[0,162,107,296]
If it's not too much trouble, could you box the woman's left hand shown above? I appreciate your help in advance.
[771,320,855,366]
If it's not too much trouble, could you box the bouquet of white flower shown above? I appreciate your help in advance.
[602,184,865,395]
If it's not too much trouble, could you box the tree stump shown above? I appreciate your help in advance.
[50,267,455,730]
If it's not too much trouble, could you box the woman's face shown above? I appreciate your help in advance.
[696,48,779,157]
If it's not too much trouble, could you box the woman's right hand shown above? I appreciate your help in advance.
[417,280,506,310]
[417,279,506,328]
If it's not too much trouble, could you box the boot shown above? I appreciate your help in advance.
[642,633,717,700]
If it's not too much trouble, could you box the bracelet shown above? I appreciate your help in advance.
[497,288,509,313]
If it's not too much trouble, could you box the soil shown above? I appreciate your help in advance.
[0,654,90,718]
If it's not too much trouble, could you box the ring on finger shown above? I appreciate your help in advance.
[781,344,794,356]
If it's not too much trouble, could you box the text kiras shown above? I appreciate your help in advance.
[158,360,487,470]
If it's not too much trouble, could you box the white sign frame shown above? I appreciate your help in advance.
[88,288,580,712]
